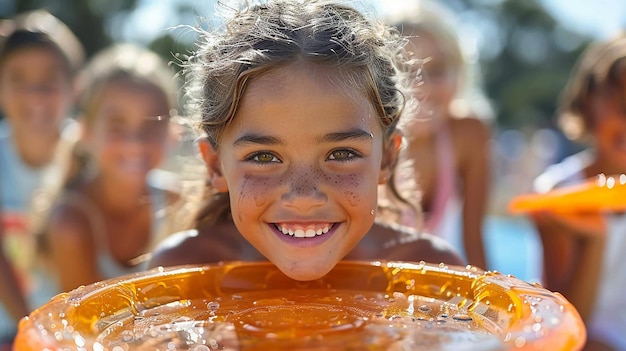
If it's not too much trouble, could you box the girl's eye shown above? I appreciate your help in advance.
[250,152,279,163]
[328,149,357,161]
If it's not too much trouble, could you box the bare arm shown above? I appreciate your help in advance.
[532,211,606,321]
[0,218,29,323]
[458,118,490,270]
[46,206,102,292]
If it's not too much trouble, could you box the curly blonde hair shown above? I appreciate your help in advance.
[184,0,419,226]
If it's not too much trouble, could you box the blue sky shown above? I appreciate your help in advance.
[115,0,626,48]
[541,0,626,39]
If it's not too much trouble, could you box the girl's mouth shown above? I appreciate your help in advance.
[273,223,335,238]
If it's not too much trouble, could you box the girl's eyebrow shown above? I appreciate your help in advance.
[232,128,374,147]
[233,134,281,147]
[318,128,374,143]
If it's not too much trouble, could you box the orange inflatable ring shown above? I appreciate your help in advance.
[509,174,626,214]
[14,261,585,350]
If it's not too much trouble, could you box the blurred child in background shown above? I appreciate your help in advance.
[0,10,83,346]
[381,0,493,269]
[42,43,180,293]
[531,32,626,351]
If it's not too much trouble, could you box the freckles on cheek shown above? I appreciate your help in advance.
[237,174,273,209]
[330,173,365,207]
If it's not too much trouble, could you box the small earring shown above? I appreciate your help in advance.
[370,209,375,215]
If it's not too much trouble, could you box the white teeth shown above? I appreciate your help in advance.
[277,224,332,238]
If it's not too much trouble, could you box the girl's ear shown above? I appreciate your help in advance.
[379,131,402,184]
[197,137,228,192]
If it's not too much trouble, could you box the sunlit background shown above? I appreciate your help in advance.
[2,0,625,281]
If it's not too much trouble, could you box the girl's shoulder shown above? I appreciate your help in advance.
[148,229,209,268]
[360,222,465,266]
[448,115,491,147]
[446,116,491,169]
[149,222,249,268]
[46,191,94,237]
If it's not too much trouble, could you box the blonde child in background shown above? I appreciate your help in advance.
[381,0,493,269]
[0,10,83,347]
[41,43,180,293]
[149,0,463,278]
[531,32,626,351]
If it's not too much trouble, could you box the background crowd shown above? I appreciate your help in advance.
[1,0,625,350]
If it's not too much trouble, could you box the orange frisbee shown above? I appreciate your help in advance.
[14,260,585,351]
[509,174,626,214]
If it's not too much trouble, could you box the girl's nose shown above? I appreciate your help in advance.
[281,166,328,210]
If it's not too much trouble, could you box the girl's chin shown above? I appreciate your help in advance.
[272,259,338,281]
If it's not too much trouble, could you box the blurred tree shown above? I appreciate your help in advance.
[1,0,139,58]
[442,0,591,129]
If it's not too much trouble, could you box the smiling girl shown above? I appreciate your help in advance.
[149,0,463,280]
[42,44,180,292]
[531,32,626,351]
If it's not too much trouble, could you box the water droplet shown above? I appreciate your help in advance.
[514,336,526,348]
[452,313,472,322]
[607,176,616,189]
[193,345,210,351]
[207,301,220,311]
[121,330,134,342]
[74,334,86,347]
[418,305,431,313]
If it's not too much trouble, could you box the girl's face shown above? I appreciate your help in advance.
[407,32,458,118]
[216,62,395,280]
[0,47,74,166]
[591,75,626,171]
[85,80,170,186]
